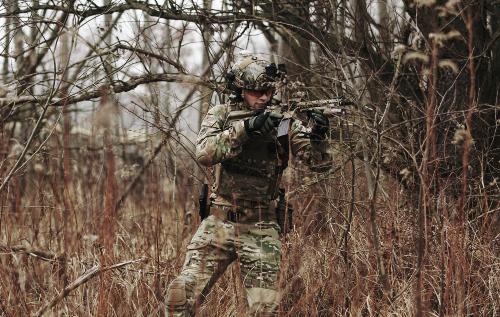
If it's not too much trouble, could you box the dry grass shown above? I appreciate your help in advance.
[0,135,498,317]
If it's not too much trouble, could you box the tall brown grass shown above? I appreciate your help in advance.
[0,126,498,316]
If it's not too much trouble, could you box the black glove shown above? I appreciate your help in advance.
[244,111,283,136]
[308,109,329,140]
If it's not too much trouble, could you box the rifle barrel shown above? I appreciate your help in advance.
[292,98,353,108]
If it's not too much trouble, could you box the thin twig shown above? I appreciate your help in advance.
[0,102,50,194]
[0,244,64,262]
[115,35,235,210]
[34,258,145,317]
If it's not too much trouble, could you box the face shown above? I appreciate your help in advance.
[243,89,274,110]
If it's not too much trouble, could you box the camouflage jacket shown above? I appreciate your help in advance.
[196,102,332,205]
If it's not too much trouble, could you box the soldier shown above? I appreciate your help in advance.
[165,56,332,316]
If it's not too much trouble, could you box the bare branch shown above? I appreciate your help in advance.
[0,73,219,109]
[0,244,64,262]
[116,43,186,73]
[34,258,146,317]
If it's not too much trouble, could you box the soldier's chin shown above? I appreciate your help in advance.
[252,103,267,110]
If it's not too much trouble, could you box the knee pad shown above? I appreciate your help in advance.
[247,288,279,316]
[166,277,187,307]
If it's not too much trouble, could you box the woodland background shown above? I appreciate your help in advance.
[0,0,498,316]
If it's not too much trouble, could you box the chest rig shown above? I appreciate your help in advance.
[213,106,289,204]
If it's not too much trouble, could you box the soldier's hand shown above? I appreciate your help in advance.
[307,109,329,139]
[244,111,283,136]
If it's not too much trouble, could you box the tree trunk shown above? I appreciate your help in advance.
[278,1,310,83]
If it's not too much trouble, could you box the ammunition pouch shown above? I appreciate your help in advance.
[275,188,293,234]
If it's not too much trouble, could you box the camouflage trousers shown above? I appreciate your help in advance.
[165,214,281,317]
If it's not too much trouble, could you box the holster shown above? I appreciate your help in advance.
[198,184,210,220]
[276,188,293,234]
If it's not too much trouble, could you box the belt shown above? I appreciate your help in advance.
[210,201,276,223]
[234,199,266,209]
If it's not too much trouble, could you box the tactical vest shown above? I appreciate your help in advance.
[212,108,289,205]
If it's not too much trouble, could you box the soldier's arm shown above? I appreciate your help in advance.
[288,120,332,172]
[196,104,249,166]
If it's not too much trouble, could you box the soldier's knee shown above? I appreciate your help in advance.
[166,277,187,308]
[247,287,279,317]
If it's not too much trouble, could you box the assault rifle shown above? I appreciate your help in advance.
[227,97,354,137]
[227,97,353,120]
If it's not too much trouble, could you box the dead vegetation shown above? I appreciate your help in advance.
[0,137,497,316]
[1,0,499,316]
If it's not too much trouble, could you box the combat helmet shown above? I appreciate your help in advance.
[226,56,286,100]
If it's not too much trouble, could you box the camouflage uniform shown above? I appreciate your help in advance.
[165,58,331,317]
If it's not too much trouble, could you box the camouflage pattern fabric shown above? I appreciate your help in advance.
[196,102,331,205]
[166,100,332,316]
[165,215,281,317]
[231,56,276,91]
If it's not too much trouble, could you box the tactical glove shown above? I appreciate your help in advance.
[244,111,283,136]
[307,109,329,140]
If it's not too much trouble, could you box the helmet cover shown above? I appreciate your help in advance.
[229,56,278,91]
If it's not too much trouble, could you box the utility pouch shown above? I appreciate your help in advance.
[276,188,293,234]
[199,183,210,220]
